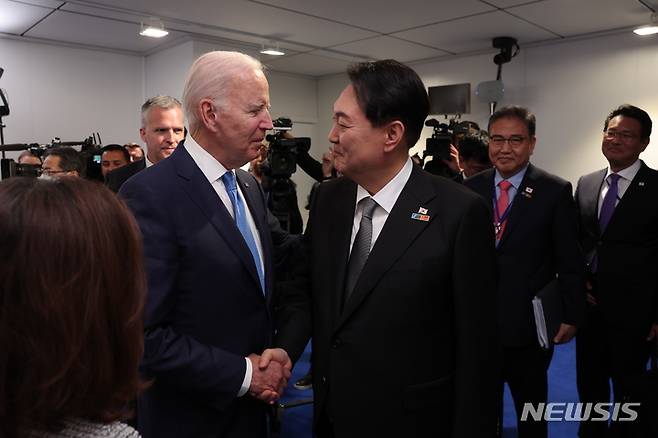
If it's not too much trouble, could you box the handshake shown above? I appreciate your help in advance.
[248,348,292,404]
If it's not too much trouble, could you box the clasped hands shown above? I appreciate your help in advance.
[248,348,292,404]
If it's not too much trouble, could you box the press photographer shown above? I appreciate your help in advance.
[0,136,103,180]
[422,118,480,179]
[257,117,311,234]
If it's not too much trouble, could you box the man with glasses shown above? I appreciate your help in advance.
[574,104,658,437]
[41,147,83,178]
[464,105,585,438]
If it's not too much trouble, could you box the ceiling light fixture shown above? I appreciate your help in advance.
[260,41,285,56]
[140,18,169,38]
[633,13,658,36]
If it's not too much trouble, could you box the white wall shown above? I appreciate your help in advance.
[0,38,143,156]
[317,32,658,187]
[144,39,195,100]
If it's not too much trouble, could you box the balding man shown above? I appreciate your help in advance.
[120,52,292,438]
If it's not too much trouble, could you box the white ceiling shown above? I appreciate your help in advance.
[1,0,657,76]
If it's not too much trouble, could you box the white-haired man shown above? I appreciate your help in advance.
[120,51,292,438]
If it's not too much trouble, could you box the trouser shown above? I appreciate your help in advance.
[576,306,652,438]
[502,344,554,438]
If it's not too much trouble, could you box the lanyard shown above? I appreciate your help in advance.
[493,193,514,236]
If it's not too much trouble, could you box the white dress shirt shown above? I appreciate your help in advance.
[185,135,266,397]
[598,159,641,216]
[350,157,413,253]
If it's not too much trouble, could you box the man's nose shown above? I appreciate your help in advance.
[328,124,339,144]
[261,109,273,130]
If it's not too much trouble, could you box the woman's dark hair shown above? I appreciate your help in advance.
[0,177,146,437]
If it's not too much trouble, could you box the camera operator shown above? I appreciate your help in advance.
[259,120,310,234]
[100,144,130,178]
[18,150,42,166]
[41,147,83,179]
[423,119,482,181]
[459,130,492,179]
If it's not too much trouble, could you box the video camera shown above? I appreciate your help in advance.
[263,117,311,179]
[0,134,103,180]
[424,119,454,161]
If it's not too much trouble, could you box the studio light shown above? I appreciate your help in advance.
[260,41,285,56]
[633,13,658,36]
[140,19,168,38]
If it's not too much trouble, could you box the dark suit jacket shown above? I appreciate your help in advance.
[464,164,585,347]
[120,144,288,438]
[575,161,658,334]
[276,165,500,437]
[106,158,146,192]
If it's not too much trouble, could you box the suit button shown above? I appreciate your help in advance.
[331,338,342,349]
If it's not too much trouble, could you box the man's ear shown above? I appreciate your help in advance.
[199,99,218,132]
[383,121,405,153]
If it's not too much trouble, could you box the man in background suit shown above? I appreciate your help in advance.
[464,106,585,438]
[575,104,658,437]
[120,51,292,438]
[273,60,499,437]
[106,95,185,192]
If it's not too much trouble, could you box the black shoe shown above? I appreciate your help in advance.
[293,373,313,390]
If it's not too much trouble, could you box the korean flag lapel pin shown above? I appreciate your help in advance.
[411,207,430,222]
[521,186,534,199]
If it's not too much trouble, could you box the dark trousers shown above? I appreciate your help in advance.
[576,306,652,438]
[502,344,554,438]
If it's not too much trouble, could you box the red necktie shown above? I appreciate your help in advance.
[496,180,512,240]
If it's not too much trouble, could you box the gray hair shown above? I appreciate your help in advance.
[182,51,264,133]
[140,95,183,127]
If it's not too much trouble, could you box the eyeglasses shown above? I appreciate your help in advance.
[603,130,638,142]
[489,135,527,147]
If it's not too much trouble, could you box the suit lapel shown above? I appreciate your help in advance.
[172,146,263,297]
[336,166,437,331]
[327,181,358,328]
[604,162,650,236]
[585,169,607,235]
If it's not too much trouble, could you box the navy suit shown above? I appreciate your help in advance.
[575,162,658,437]
[120,143,288,438]
[276,165,500,437]
[465,164,585,438]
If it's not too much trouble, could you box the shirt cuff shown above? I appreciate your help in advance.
[237,357,252,397]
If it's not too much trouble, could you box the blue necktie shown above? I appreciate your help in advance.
[221,171,265,295]
[591,173,620,272]
[598,173,620,232]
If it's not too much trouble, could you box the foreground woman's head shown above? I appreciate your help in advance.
[0,177,146,437]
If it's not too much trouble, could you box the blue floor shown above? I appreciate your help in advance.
[279,341,580,437]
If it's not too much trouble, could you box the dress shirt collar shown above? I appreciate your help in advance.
[145,154,154,168]
[184,135,229,183]
[355,157,413,214]
[605,159,641,183]
[494,163,529,190]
